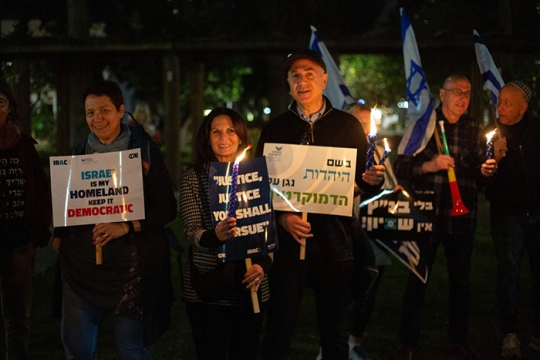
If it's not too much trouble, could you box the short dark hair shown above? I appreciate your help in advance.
[83,80,124,110]
[195,107,250,165]
[0,81,19,123]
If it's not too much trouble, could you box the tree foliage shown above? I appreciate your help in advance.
[2,0,385,42]
[341,54,405,107]
[2,0,540,141]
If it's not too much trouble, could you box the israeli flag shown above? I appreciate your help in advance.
[397,8,436,157]
[473,30,504,107]
[309,25,354,110]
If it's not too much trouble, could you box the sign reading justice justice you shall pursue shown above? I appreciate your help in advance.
[208,156,277,262]
[263,143,357,217]
[50,149,145,227]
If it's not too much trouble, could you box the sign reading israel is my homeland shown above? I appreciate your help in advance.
[263,143,357,217]
[50,149,145,227]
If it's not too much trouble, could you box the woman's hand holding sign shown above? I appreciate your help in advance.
[92,221,140,264]
[216,217,237,242]
[242,264,264,291]
[92,222,132,246]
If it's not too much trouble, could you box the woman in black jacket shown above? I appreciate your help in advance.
[53,80,176,359]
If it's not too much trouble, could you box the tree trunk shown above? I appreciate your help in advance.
[163,54,182,187]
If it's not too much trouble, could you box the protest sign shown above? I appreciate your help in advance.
[263,143,357,217]
[360,188,435,241]
[374,239,429,284]
[208,156,277,262]
[50,149,145,227]
[360,188,433,283]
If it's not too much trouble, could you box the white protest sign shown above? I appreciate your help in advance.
[50,149,145,227]
[263,143,357,216]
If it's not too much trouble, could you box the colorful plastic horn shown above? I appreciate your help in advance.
[439,121,469,216]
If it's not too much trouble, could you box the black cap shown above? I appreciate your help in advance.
[283,49,327,74]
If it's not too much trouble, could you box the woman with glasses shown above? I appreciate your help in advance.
[0,81,52,359]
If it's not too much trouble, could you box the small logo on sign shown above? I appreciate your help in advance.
[384,218,397,230]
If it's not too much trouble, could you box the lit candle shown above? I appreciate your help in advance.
[366,109,378,170]
[485,128,497,161]
[227,145,251,218]
[379,138,391,165]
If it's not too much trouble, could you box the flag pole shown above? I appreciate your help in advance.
[486,89,506,157]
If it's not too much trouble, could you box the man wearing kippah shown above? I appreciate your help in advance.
[487,80,540,358]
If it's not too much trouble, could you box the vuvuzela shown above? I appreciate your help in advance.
[438,121,469,216]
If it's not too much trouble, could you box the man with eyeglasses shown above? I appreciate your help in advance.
[256,50,384,360]
[393,74,497,360]
[486,81,540,358]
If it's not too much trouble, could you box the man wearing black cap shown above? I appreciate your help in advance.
[487,80,540,358]
[256,50,384,360]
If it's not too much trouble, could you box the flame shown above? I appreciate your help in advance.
[486,128,497,141]
[369,109,378,136]
[235,144,252,164]
[383,138,390,151]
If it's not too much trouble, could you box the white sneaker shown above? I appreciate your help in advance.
[502,333,522,358]
[349,345,368,360]
[316,346,367,360]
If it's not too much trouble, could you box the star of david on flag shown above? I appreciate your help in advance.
[309,25,354,110]
[474,30,504,109]
[397,8,436,157]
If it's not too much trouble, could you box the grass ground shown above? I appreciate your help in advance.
[1,197,538,359]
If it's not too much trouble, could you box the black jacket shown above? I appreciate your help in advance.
[54,124,177,345]
[486,111,540,215]
[256,97,381,261]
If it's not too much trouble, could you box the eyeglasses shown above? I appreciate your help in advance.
[300,122,314,145]
[0,99,9,108]
[443,88,471,98]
